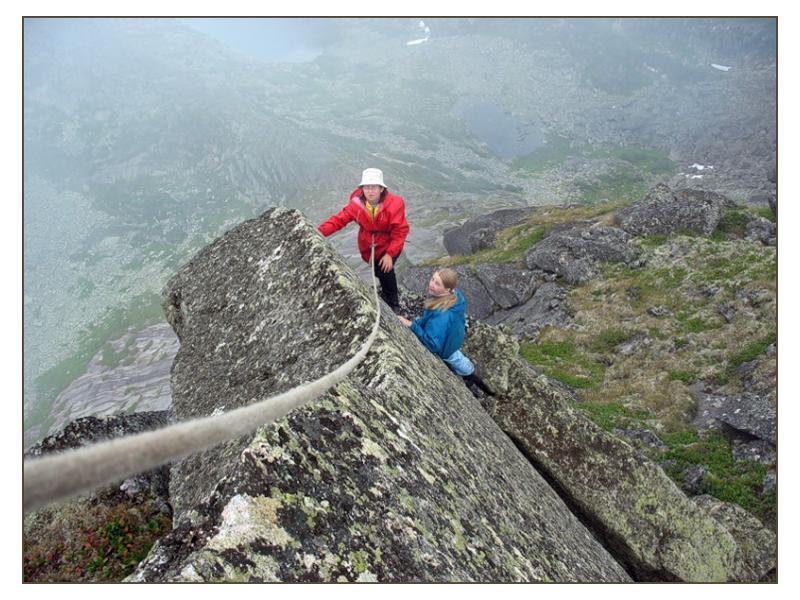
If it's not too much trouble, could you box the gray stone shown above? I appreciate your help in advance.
[731,439,776,466]
[693,495,776,582]
[473,262,542,309]
[717,393,776,444]
[692,391,776,444]
[612,429,669,452]
[463,321,747,582]
[615,334,652,356]
[736,288,772,307]
[524,223,640,284]
[745,216,776,246]
[615,184,732,237]
[684,465,709,495]
[485,282,572,340]
[717,303,737,323]
[131,208,630,583]
[648,306,671,318]
[762,471,777,495]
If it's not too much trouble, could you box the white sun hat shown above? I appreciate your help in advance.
[359,168,386,188]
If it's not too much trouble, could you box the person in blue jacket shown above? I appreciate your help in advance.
[398,268,494,396]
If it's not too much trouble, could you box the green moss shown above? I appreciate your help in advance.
[349,550,369,575]
[660,430,775,523]
[680,316,718,334]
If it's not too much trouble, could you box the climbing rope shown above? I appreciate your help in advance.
[23,242,382,514]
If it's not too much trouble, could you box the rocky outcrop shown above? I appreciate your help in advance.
[523,222,641,284]
[692,495,776,581]
[615,183,735,236]
[486,282,572,340]
[443,207,537,256]
[745,215,776,246]
[462,321,773,582]
[692,392,776,445]
[130,208,630,582]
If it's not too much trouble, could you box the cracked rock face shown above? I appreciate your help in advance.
[462,321,772,582]
[130,208,630,583]
[523,222,640,284]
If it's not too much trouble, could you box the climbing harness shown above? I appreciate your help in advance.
[23,241,381,514]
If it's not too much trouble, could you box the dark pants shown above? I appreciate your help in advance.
[373,255,399,307]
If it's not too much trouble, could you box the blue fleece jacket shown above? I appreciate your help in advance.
[410,289,467,359]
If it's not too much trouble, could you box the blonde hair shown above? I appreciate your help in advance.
[425,268,459,311]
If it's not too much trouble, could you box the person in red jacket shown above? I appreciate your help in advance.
[319,168,410,311]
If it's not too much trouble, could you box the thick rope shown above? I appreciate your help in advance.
[23,244,381,514]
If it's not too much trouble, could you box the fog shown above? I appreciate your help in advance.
[23,17,776,446]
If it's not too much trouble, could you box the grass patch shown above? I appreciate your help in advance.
[716,209,751,237]
[668,369,697,384]
[520,339,605,390]
[726,332,777,376]
[592,327,635,352]
[660,429,775,523]
[755,207,776,222]
[575,401,653,431]
[24,500,171,582]
[639,234,669,248]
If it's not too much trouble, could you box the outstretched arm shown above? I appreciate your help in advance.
[319,205,354,236]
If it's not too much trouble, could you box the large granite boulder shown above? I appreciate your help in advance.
[485,282,573,340]
[462,322,774,582]
[524,222,641,285]
[473,262,544,309]
[615,184,735,237]
[443,207,537,256]
[129,208,629,582]
[692,391,776,445]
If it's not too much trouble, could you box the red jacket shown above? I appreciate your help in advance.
[319,188,410,263]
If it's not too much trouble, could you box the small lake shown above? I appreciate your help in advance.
[452,97,545,160]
